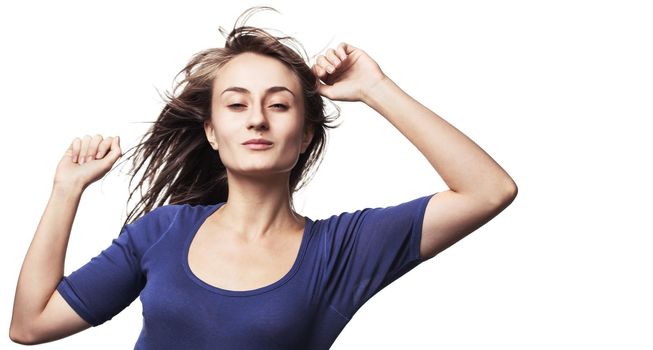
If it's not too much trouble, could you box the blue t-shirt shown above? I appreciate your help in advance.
[57,193,436,349]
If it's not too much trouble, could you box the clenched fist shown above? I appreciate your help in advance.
[54,134,122,191]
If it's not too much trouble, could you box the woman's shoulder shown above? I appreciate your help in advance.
[120,204,194,255]
[136,203,186,222]
[125,203,191,237]
[139,202,223,228]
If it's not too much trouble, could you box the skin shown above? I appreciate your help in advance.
[203,52,315,243]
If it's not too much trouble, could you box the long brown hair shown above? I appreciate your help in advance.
[112,6,341,230]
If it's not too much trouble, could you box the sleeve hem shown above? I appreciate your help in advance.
[411,192,438,263]
[56,278,100,327]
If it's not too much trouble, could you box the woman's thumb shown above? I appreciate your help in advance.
[108,136,122,159]
[317,82,334,100]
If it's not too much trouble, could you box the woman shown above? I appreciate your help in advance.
[10,6,517,349]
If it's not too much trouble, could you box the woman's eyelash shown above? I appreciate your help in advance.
[228,104,288,110]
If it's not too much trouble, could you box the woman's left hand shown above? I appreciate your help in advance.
[311,42,387,103]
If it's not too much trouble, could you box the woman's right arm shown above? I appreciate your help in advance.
[10,135,122,345]
[9,183,92,344]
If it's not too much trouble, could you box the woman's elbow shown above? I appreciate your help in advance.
[9,324,38,345]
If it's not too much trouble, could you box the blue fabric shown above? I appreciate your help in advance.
[57,192,436,349]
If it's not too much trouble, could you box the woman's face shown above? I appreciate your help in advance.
[205,52,314,177]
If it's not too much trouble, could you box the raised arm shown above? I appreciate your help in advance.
[312,42,518,261]
[362,76,517,259]
[10,183,91,344]
[10,135,122,344]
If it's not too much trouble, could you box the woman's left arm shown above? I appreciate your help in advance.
[362,76,517,201]
[313,42,518,260]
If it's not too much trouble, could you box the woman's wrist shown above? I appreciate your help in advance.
[52,181,85,198]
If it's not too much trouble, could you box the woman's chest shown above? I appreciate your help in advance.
[186,224,303,292]
[136,221,321,344]
[139,278,317,342]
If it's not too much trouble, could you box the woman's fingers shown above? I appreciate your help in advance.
[73,134,118,164]
[71,138,81,163]
[311,42,353,81]
[335,43,348,61]
[85,134,102,163]
[95,137,113,159]
[340,42,357,55]
[315,55,332,74]
[110,136,122,159]
[311,63,324,79]
[79,135,91,164]
[314,44,351,74]
[325,49,341,69]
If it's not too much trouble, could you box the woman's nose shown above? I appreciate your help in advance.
[246,105,269,130]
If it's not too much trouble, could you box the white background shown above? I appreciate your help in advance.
[2,1,652,349]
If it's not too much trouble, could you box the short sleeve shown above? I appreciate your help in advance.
[321,193,437,320]
[56,205,181,326]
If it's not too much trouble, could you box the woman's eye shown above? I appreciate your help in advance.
[227,104,287,110]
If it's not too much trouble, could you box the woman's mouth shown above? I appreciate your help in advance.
[243,143,273,150]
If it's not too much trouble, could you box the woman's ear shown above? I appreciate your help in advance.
[301,123,315,154]
[204,120,218,150]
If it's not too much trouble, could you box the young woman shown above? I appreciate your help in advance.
[10,6,517,349]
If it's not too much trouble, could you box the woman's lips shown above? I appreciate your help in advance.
[243,143,273,150]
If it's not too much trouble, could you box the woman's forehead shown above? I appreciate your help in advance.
[213,53,301,95]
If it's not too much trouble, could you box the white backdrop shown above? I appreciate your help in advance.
[2,1,651,349]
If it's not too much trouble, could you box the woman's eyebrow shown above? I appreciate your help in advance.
[220,86,295,98]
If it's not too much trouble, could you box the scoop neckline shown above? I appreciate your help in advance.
[181,202,312,297]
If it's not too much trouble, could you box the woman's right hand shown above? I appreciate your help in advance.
[53,134,123,190]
